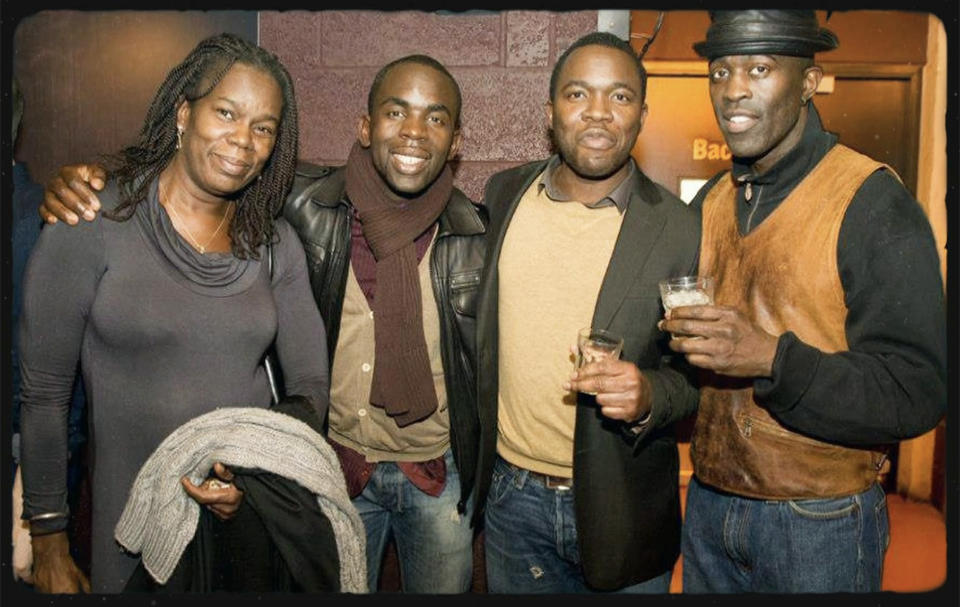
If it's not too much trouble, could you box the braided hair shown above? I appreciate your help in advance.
[105,32,298,259]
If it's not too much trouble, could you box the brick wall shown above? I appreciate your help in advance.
[259,10,599,202]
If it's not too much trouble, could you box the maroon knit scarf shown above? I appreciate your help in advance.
[344,142,451,427]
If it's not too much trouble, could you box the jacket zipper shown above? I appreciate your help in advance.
[430,233,470,516]
[744,185,762,233]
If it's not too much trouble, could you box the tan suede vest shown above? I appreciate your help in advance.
[691,144,890,499]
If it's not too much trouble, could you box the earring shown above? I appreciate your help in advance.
[176,127,183,150]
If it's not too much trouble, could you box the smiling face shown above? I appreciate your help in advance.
[547,44,647,182]
[176,62,282,198]
[359,62,462,196]
[707,54,821,174]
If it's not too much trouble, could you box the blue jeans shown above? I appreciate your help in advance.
[353,448,473,593]
[682,476,890,593]
[484,455,671,594]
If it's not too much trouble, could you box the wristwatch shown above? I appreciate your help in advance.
[627,411,652,435]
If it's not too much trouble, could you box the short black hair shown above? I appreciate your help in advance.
[367,54,462,128]
[550,31,647,103]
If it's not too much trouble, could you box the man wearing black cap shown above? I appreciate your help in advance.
[661,10,946,593]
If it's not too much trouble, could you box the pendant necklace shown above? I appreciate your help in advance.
[160,182,233,254]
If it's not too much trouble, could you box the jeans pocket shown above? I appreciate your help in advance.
[487,466,511,506]
[875,492,890,552]
[787,495,858,520]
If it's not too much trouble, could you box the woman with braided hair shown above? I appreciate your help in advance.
[19,33,331,593]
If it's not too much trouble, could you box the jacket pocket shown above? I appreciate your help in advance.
[450,270,481,317]
[737,411,842,451]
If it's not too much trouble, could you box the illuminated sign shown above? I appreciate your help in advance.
[693,138,731,161]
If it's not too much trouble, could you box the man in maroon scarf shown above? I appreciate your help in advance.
[40,54,487,593]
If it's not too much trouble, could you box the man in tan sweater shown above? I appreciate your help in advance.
[474,31,701,593]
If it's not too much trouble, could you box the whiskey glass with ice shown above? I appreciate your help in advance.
[659,275,714,339]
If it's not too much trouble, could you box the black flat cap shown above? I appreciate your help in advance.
[693,10,838,59]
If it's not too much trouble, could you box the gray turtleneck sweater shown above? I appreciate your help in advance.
[19,179,330,592]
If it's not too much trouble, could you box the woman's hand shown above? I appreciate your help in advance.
[30,530,91,593]
[181,462,244,521]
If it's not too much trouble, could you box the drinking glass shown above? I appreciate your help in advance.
[659,275,714,312]
[576,327,623,395]
[659,275,714,339]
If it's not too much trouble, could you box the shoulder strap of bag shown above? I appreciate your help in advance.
[263,244,282,406]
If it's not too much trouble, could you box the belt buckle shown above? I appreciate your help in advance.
[545,475,572,490]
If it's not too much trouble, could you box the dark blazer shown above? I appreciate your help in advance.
[473,158,701,590]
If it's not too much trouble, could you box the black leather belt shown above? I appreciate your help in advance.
[504,459,573,490]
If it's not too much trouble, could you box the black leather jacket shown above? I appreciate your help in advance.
[282,162,487,515]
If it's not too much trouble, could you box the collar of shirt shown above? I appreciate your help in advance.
[730,104,838,195]
[537,154,636,213]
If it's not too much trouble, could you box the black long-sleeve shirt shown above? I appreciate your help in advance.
[691,105,947,446]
